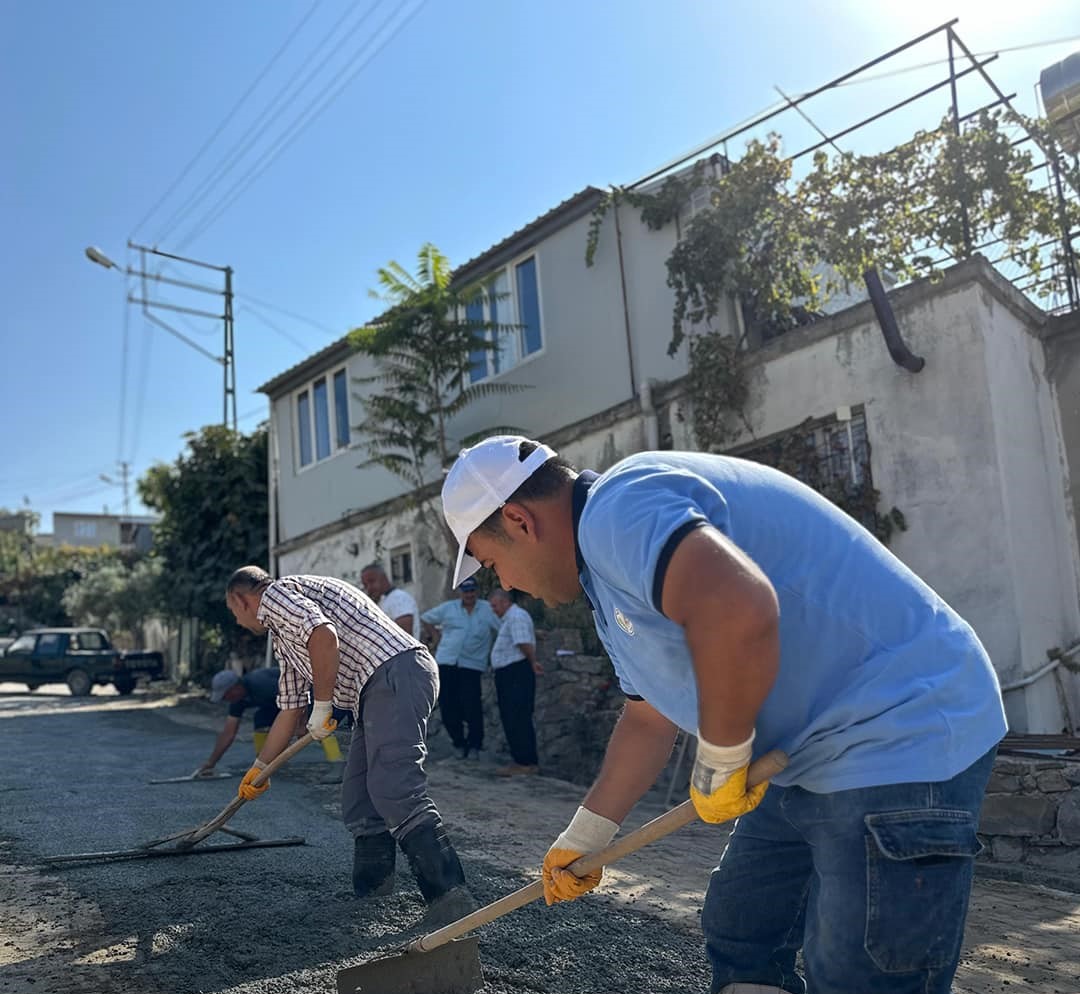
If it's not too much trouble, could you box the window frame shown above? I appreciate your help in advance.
[389,543,413,585]
[466,251,546,385]
[293,364,352,472]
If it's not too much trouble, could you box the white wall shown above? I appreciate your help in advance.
[680,264,1079,731]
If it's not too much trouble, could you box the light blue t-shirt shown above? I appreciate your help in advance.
[421,599,498,672]
[576,452,1006,793]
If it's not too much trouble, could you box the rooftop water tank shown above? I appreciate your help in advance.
[1040,51,1080,155]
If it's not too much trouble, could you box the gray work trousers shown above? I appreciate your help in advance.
[341,646,441,840]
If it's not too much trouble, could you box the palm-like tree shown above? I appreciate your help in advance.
[349,243,526,491]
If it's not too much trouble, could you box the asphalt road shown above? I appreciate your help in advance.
[0,684,710,994]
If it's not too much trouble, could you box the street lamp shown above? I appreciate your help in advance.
[85,246,121,271]
[84,242,236,430]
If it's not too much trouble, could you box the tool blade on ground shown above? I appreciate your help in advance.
[148,771,233,785]
[337,936,481,994]
[336,748,789,994]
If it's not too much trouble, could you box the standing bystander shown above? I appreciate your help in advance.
[420,577,498,759]
[488,588,542,776]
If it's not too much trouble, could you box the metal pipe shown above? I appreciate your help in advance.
[862,268,925,372]
[790,57,999,161]
[630,19,960,189]
[612,196,637,397]
[947,28,973,256]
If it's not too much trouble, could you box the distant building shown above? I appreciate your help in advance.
[50,512,157,554]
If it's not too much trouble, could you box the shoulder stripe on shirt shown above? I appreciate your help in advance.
[652,519,709,614]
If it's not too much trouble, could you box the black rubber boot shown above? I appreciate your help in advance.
[352,831,396,898]
[398,820,475,928]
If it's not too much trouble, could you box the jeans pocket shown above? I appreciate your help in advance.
[863,809,982,973]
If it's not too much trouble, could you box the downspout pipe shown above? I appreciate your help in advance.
[612,197,637,398]
[863,268,925,373]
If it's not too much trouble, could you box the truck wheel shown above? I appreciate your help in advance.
[113,674,136,696]
[66,669,92,697]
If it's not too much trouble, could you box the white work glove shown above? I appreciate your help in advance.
[306,699,337,740]
[689,731,768,823]
[542,806,620,905]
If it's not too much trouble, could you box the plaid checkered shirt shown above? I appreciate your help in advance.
[256,574,421,713]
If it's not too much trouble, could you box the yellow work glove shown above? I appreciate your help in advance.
[542,806,619,906]
[689,732,768,824]
[238,759,270,801]
[306,700,338,741]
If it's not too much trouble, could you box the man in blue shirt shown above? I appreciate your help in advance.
[440,435,1006,994]
[196,667,283,776]
[421,578,499,759]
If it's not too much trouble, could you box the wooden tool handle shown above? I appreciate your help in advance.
[174,733,316,848]
[411,748,788,952]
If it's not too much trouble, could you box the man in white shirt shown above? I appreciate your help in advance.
[489,587,543,776]
[361,562,420,638]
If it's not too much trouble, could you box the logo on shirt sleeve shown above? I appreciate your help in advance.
[613,607,635,636]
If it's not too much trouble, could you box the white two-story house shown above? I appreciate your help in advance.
[259,172,1080,735]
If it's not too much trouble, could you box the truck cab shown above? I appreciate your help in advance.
[0,628,164,696]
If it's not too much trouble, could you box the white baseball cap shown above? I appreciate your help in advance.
[441,435,557,587]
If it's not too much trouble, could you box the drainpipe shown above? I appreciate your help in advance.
[639,379,659,450]
[612,197,637,398]
[863,268,925,373]
[265,403,281,668]
[998,639,1080,693]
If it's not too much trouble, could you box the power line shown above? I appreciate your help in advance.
[235,291,339,336]
[130,0,325,240]
[175,0,426,249]
[127,312,156,465]
[154,0,376,246]
[239,303,314,353]
[117,261,132,464]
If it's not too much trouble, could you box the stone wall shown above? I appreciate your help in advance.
[427,627,628,785]
[978,754,1080,890]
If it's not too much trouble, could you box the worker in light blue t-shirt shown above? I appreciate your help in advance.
[421,578,499,759]
[440,435,1006,994]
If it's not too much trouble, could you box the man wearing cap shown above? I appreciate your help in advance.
[439,435,1005,994]
[195,667,282,778]
[224,565,474,927]
[420,578,499,759]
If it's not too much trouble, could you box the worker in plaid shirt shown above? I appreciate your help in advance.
[224,565,474,927]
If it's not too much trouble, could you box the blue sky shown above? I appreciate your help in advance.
[2,0,1077,531]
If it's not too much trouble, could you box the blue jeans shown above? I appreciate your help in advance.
[703,748,995,994]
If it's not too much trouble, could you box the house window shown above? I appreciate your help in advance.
[737,409,873,528]
[468,255,543,383]
[295,365,351,470]
[297,390,313,467]
[74,521,96,539]
[390,544,413,585]
[333,369,350,449]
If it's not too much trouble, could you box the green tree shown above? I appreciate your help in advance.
[349,243,527,490]
[0,541,122,630]
[137,425,267,670]
[61,558,163,646]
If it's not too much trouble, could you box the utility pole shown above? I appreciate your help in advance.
[99,461,132,517]
[87,243,237,431]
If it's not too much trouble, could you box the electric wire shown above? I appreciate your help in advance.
[131,0,325,240]
[239,303,315,353]
[154,0,376,246]
[175,0,425,250]
[235,291,338,336]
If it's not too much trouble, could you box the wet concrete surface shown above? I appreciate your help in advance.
[2,683,1078,994]
[0,686,708,994]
